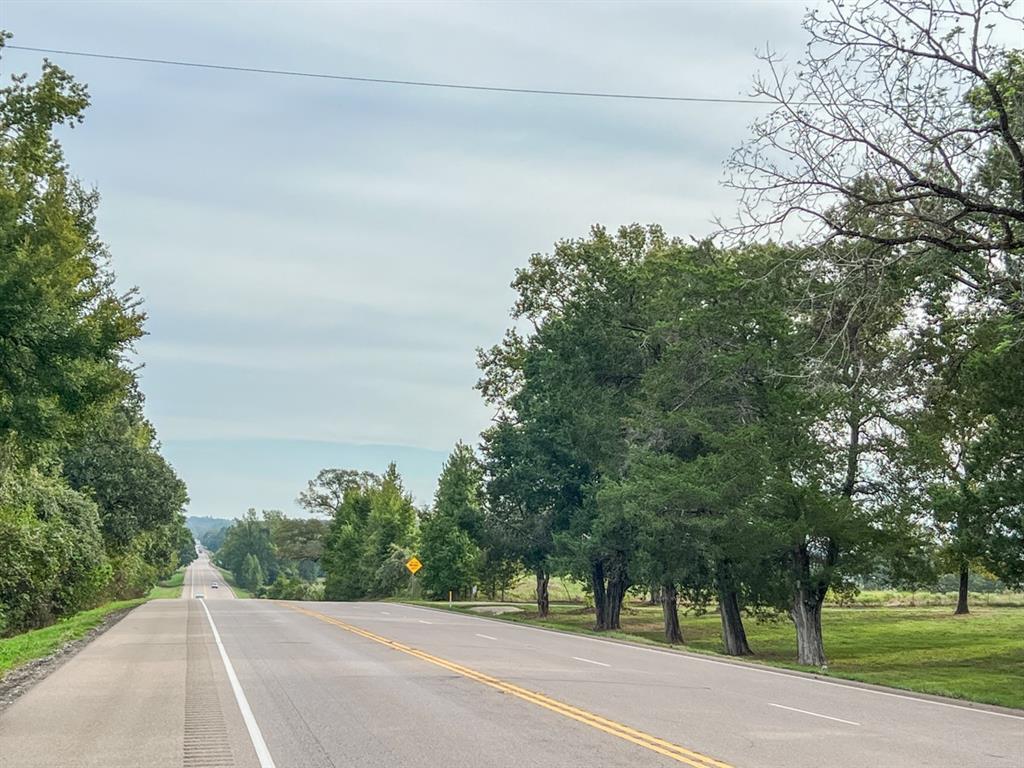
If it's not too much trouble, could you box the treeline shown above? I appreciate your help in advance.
[200,454,502,605]
[0,49,194,635]
[204,511,327,599]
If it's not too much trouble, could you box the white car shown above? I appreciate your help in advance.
[211,583,219,589]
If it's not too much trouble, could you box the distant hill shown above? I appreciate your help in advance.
[186,515,233,540]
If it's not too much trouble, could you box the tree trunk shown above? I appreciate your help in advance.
[661,582,684,644]
[791,590,827,667]
[535,569,550,618]
[954,565,970,615]
[715,560,752,655]
[591,561,607,630]
[717,587,752,656]
[604,566,627,631]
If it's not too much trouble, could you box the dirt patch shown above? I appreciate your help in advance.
[0,605,138,714]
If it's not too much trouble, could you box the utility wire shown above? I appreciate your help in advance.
[5,44,780,106]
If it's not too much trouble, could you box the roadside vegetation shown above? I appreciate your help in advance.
[146,570,186,600]
[0,36,194,641]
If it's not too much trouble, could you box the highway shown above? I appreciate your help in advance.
[185,551,236,600]
[1,556,1021,768]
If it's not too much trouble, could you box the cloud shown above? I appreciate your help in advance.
[4,0,813,510]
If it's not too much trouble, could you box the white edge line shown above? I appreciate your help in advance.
[199,600,277,768]
[418,619,432,624]
[769,702,860,726]
[396,603,1024,721]
[475,633,498,640]
[572,656,611,668]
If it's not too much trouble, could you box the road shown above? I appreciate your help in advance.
[186,551,236,599]
[1,558,1021,768]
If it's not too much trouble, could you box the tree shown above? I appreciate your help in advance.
[481,421,560,615]
[616,243,801,655]
[317,465,419,600]
[433,442,485,539]
[216,510,276,589]
[0,39,191,629]
[418,443,486,599]
[240,553,264,593]
[478,226,660,630]
[909,301,1024,612]
[62,403,187,552]
[0,36,144,467]
[418,515,479,599]
[726,1,1023,311]
[271,517,327,581]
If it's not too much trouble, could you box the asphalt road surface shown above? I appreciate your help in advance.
[1,559,1021,768]
[186,551,236,599]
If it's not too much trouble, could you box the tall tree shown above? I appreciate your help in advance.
[316,465,418,600]
[0,36,144,467]
[419,443,485,599]
[478,225,660,630]
[726,1,1023,311]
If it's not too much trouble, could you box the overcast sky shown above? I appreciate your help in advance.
[2,0,812,518]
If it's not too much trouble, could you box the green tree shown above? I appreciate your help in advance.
[0,37,144,467]
[240,553,264,593]
[418,443,486,599]
[478,225,660,630]
[317,465,418,600]
[418,515,478,600]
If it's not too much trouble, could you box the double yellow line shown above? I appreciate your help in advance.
[285,604,733,768]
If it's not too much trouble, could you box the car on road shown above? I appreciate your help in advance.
[211,582,219,589]
[194,593,204,599]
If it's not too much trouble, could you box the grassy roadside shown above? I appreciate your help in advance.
[410,601,1024,709]
[0,598,147,678]
[495,573,1024,608]
[147,569,185,599]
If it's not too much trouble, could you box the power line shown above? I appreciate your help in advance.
[4,44,778,106]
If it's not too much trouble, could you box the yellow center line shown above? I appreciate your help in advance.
[283,603,734,768]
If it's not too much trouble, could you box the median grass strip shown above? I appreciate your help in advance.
[0,598,147,678]
[417,601,1024,710]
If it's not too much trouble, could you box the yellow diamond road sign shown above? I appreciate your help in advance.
[405,556,423,575]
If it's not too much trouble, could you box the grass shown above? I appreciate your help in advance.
[146,569,185,599]
[494,573,1024,608]
[0,598,147,678]
[422,600,1024,709]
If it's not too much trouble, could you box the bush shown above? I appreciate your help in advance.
[0,471,110,635]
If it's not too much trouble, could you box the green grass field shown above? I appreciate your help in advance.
[492,574,1024,608]
[0,598,148,678]
[434,601,1024,709]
